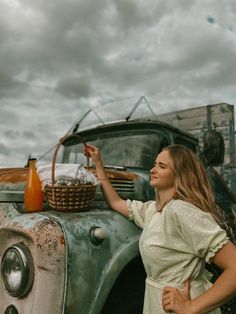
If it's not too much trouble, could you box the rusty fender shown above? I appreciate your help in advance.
[0,207,66,314]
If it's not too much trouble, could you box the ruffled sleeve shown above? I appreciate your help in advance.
[127,199,156,229]
[171,200,229,263]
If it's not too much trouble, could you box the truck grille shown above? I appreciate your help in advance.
[110,179,135,193]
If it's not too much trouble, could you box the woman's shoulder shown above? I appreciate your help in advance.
[167,198,197,208]
[166,199,217,227]
[166,199,203,216]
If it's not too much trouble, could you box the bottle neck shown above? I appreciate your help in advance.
[29,159,37,168]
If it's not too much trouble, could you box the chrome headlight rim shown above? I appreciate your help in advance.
[1,243,34,298]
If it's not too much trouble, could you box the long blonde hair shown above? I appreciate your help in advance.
[163,144,222,224]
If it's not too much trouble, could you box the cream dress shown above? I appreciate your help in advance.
[127,198,229,314]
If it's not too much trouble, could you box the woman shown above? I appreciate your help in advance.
[84,143,236,314]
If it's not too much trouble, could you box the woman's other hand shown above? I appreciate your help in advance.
[162,280,193,314]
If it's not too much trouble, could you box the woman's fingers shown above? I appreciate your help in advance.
[162,286,176,310]
[84,144,96,155]
[162,286,176,297]
[83,144,89,155]
[83,144,101,164]
[162,292,170,305]
[86,143,96,150]
[183,279,191,298]
[162,282,192,313]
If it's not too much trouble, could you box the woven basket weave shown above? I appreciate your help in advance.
[45,134,96,212]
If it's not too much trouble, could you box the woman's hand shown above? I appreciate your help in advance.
[162,280,193,314]
[83,144,102,165]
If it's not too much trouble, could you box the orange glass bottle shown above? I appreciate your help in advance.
[24,158,43,212]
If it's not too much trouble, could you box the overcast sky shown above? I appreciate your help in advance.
[0,0,236,167]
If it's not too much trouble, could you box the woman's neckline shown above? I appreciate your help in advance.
[156,197,174,213]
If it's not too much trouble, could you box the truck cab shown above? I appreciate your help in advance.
[0,118,235,314]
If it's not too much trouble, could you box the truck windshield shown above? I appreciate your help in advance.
[64,133,168,170]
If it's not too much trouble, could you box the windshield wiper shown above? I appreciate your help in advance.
[104,165,127,171]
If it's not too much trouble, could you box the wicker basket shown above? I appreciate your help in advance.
[44,134,97,212]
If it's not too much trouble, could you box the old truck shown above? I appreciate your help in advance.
[0,103,236,314]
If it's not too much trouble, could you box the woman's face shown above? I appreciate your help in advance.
[150,150,175,190]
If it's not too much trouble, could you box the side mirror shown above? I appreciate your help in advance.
[203,129,225,166]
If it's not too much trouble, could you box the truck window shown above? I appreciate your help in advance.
[174,136,197,152]
[65,133,169,170]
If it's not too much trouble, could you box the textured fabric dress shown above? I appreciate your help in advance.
[127,198,229,314]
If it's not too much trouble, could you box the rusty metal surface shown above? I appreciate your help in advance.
[0,204,66,314]
[0,167,28,183]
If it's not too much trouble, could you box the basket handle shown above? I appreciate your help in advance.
[51,133,89,186]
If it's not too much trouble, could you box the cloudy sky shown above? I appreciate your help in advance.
[0,0,236,167]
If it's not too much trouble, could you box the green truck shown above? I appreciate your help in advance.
[0,114,235,313]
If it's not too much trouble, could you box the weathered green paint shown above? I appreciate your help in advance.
[0,191,24,202]
[44,210,141,314]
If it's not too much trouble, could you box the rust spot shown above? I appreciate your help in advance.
[37,265,49,271]
[28,218,64,251]
[60,235,65,245]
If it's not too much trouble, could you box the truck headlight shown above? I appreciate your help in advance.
[1,243,34,298]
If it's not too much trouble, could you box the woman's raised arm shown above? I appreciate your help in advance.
[84,144,129,217]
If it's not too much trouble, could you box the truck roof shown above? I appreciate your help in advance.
[75,117,198,143]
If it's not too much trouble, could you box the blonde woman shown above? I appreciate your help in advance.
[85,143,236,314]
